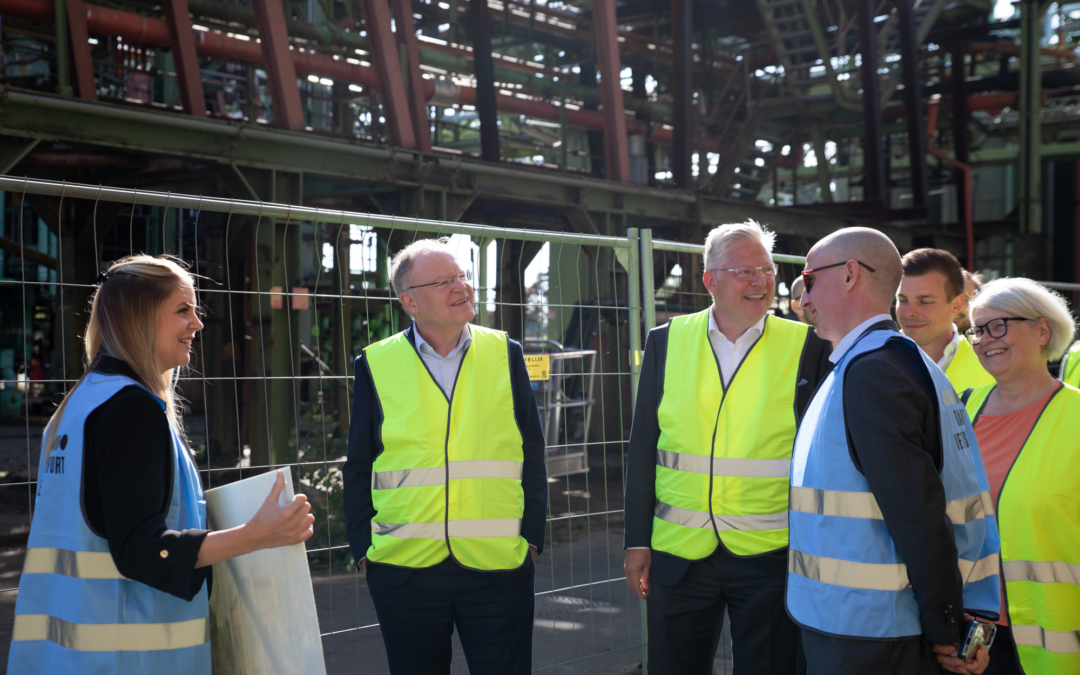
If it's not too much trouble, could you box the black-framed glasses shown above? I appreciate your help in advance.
[407,270,472,291]
[965,317,1035,341]
[801,260,876,292]
[708,263,779,281]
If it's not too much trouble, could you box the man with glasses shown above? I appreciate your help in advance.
[789,276,815,327]
[342,237,548,675]
[897,248,994,393]
[786,228,999,675]
[624,220,831,674]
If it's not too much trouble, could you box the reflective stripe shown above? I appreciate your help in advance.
[372,467,444,490]
[449,460,522,481]
[448,518,521,538]
[789,549,911,592]
[945,491,995,525]
[12,614,209,652]
[1003,559,1080,586]
[655,502,788,532]
[372,460,523,490]
[372,521,445,539]
[789,486,883,520]
[959,554,1000,584]
[656,449,790,478]
[22,548,126,580]
[373,518,521,539]
[1012,625,1080,654]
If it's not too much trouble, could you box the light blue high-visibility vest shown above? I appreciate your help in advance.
[8,373,211,674]
[787,329,1001,639]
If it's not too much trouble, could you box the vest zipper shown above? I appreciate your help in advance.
[706,316,767,549]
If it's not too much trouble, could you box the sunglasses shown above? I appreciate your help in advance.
[801,260,876,292]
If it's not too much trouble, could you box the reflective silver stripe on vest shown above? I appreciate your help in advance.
[448,518,521,538]
[656,449,791,478]
[958,554,1000,584]
[372,521,446,539]
[945,491,995,525]
[1003,560,1080,586]
[373,518,521,540]
[11,614,209,651]
[372,460,524,490]
[789,486,883,520]
[789,549,911,592]
[1012,625,1080,654]
[655,502,788,532]
[22,548,126,580]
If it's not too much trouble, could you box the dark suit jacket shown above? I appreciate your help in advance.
[342,326,548,584]
[839,321,966,645]
[623,315,832,585]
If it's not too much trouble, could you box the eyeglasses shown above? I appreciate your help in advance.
[408,270,472,291]
[801,260,876,292]
[708,263,779,281]
[965,317,1035,341]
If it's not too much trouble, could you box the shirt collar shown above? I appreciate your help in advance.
[707,307,768,346]
[412,322,472,359]
[938,324,963,369]
[829,313,895,363]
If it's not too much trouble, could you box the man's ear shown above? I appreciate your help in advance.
[400,291,419,316]
[951,292,967,319]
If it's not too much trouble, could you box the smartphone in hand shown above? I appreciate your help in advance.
[960,620,997,662]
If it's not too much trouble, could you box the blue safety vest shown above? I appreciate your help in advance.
[787,328,1000,639]
[8,373,211,674]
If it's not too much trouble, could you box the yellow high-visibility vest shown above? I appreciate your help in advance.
[365,325,528,571]
[966,384,1080,674]
[945,337,995,393]
[1060,341,1080,388]
[652,310,809,559]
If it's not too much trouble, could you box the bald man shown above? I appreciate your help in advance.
[785,228,1000,675]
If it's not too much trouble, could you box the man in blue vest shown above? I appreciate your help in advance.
[788,228,998,675]
[342,238,548,675]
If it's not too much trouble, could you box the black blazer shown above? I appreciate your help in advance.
[623,316,832,586]
[342,326,548,583]
[837,321,966,644]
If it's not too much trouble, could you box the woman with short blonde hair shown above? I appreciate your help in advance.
[960,278,1080,675]
[8,254,315,674]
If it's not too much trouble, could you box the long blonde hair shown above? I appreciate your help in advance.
[43,254,196,459]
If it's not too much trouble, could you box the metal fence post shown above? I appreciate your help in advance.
[640,228,657,333]
[627,227,641,403]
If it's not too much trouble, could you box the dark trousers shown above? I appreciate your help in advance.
[366,557,535,675]
[984,625,1022,675]
[646,547,800,675]
[801,629,947,675]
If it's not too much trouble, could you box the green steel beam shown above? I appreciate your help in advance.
[1019,0,1043,234]
[0,89,887,240]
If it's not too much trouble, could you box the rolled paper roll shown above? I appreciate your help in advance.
[205,467,326,675]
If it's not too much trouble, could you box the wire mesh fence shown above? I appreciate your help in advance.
[0,177,652,674]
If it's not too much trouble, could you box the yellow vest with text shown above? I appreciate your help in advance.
[966,384,1080,675]
[945,337,995,393]
[1060,341,1080,388]
[365,325,528,571]
[653,311,809,559]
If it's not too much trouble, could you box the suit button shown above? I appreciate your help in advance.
[160,550,169,559]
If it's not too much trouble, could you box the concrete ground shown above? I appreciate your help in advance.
[0,434,734,674]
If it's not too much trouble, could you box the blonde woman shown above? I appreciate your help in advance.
[8,255,314,674]
[960,278,1080,675]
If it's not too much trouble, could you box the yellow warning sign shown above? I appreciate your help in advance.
[524,354,550,381]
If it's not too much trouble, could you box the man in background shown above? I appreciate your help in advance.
[897,248,993,392]
[954,269,983,335]
[789,276,813,326]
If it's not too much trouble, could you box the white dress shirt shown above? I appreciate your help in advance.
[937,325,963,371]
[708,308,767,386]
[412,322,472,398]
[829,313,894,364]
